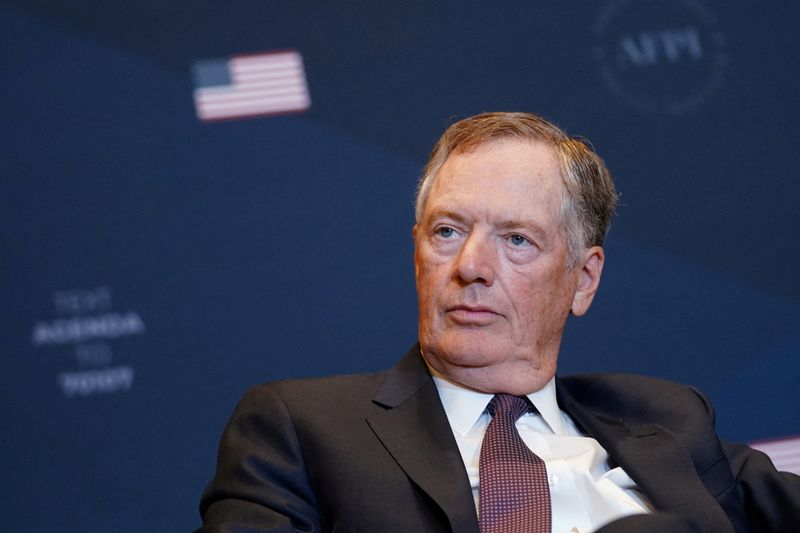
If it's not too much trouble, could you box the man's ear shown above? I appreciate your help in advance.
[571,246,605,317]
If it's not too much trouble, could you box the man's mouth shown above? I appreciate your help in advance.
[446,305,500,325]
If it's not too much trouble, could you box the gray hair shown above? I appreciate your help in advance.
[415,112,618,267]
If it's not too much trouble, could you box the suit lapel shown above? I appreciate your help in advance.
[366,346,479,533]
[558,380,734,533]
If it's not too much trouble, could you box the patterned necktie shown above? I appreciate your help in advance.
[478,393,552,533]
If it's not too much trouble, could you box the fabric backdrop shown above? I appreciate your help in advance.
[1,1,798,531]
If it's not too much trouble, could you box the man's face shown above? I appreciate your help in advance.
[414,139,602,393]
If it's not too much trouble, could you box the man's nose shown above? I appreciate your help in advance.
[455,233,496,285]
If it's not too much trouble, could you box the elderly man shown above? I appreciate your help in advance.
[197,112,799,532]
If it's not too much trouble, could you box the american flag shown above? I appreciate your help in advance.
[750,435,800,475]
[192,50,311,121]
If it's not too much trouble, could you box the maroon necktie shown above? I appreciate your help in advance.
[478,394,552,533]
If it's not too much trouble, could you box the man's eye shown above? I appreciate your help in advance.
[509,234,529,246]
[436,227,455,238]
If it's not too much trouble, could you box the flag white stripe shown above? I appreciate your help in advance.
[750,437,800,446]
[767,455,800,465]
[232,76,305,87]
[753,440,799,445]
[197,77,304,95]
[231,78,306,91]
[750,440,800,453]
[231,53,300,68]
[198,95,310,113]
[231,61,302,74]
[754,449,800,459]
[760,440,800,447]
[768,461,800,472]
[197,97,309,113]
[198,96,310,114]
[197,79,306,91]
[228,61,303,72]
[198,99,310,120]
[197,93,308,108]
[233,68,304,82]
[749,437,800,473]
[195,84,307,102]
[196,92,308,107]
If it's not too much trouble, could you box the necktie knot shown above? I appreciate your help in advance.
[486,393,532,422]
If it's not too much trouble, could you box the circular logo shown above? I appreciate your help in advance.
[593,0,728,114]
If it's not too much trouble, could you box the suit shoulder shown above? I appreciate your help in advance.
[270,370,385,394]
[235,370,388,416]
[558,372,714,424]
[560,372,693,396]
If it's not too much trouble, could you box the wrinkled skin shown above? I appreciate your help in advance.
[414,139,604,395]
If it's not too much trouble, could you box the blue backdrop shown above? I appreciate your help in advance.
[2,1,798,531]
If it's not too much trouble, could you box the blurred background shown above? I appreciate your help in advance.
[2,1,798,531]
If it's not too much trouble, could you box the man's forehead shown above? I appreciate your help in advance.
[436,140,560,184]
[427,143,562,209]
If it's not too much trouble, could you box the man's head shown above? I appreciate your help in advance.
[413,112,617,394]
[416,112,617,267]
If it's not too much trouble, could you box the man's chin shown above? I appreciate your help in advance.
[420,333,558,391]
[422,337,508,370]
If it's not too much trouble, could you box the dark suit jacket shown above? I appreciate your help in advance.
[197,345,800,532]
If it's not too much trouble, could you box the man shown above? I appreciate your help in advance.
[197,112,799,532]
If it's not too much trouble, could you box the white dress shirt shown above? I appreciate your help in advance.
[430,372,652,533]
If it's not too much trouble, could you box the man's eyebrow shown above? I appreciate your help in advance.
[423,208,470,225]
[496,219,549,242]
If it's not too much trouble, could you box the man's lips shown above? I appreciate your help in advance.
[446,305,501,324]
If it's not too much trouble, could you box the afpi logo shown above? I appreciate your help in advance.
[593,0,728,114]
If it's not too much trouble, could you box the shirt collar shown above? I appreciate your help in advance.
[526,376,565,435]
[429,365,565,436]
